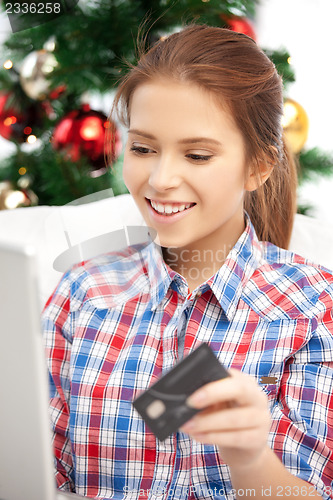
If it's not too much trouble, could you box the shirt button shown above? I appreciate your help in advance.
[186,290,202,301]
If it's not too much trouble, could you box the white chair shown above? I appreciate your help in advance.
[1,192,332,310]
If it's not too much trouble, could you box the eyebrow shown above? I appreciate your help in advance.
[128,129,222,146]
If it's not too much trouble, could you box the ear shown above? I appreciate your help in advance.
[245,160,274,192]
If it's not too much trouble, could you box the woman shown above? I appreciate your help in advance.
[42,25,333,499]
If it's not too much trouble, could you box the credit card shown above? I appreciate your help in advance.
[132,343,230,441]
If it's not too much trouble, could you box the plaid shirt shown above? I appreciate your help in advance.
[42,216,333,499]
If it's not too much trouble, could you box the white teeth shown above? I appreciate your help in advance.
[150,200,193,215]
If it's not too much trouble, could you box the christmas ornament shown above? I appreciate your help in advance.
[282,98,309,154]
[220,15,256,41]
[0,180,38,210]
[52,106,122,170]
[0,91,42,143]
[19,49,60,101]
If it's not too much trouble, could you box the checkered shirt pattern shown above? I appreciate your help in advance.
[42,216,333,499]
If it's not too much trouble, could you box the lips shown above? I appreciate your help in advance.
[145,197,196,223]
[148,198,196,216]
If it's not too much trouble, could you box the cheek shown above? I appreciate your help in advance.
[218,159,247,190]
[201,166,243,194]
[202,166,247,209]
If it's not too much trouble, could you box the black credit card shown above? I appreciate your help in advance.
[132,343,230,441]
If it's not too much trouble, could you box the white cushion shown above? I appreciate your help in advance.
[289,212,333,270]
[1,192,332,310]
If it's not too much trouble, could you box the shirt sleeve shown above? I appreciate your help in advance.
[41,271,75,492]
[269,284,333,499]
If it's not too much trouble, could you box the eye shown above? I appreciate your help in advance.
[130,145,155,155]
[186,153,213,162]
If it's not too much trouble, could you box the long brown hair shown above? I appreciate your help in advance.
[110,24,297,249]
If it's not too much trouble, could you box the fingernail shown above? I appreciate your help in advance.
[186,389,206,408]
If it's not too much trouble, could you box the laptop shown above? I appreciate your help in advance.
[0,241,84,500]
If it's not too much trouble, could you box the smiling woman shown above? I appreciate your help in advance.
[42,24,332,500]
[121,80,251,286]
[112,24,297,250]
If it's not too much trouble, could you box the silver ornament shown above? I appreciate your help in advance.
[19,49,58,100]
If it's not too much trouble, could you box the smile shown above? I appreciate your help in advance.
[149,199,195,215]
[145,198,196,222]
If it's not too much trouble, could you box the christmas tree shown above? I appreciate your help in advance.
[0,0,332,209]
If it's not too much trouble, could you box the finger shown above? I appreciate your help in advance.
[185,426,269,449]
[186,368,266,409]
[181,405,269,435]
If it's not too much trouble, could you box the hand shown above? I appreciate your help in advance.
[180,368,271,470]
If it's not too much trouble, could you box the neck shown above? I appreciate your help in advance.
[162,215,246,291]
[163,246,227,290]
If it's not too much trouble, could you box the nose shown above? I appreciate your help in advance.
[148,153,182,192]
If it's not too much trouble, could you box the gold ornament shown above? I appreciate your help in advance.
[0,180,38,210]
[282,98,309,154]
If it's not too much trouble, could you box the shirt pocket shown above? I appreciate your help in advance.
[258,374,280,402]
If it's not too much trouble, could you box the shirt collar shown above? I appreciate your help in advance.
[141,241,177,310]
[208,214,263,321]
[142,214,263,319]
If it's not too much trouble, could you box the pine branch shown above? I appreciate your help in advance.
[7,0,329,211]
[298,148,333,184]
[0,142,127,205]
[264,49,295,86]
[1,0,261,94]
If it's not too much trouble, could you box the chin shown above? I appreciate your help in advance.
[151,233,190,249]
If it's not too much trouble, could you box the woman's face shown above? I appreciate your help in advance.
[123,79,254,253]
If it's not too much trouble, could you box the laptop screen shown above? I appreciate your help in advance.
[0,242,57,500]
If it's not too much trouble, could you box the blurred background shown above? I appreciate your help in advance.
[0,0,332,224]
[257,0,333,225]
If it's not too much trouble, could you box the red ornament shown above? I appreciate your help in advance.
[0,91,42,143]
[220,15,256,41]
[52,106,122,171]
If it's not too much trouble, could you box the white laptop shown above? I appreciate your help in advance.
[0,241,84,500]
